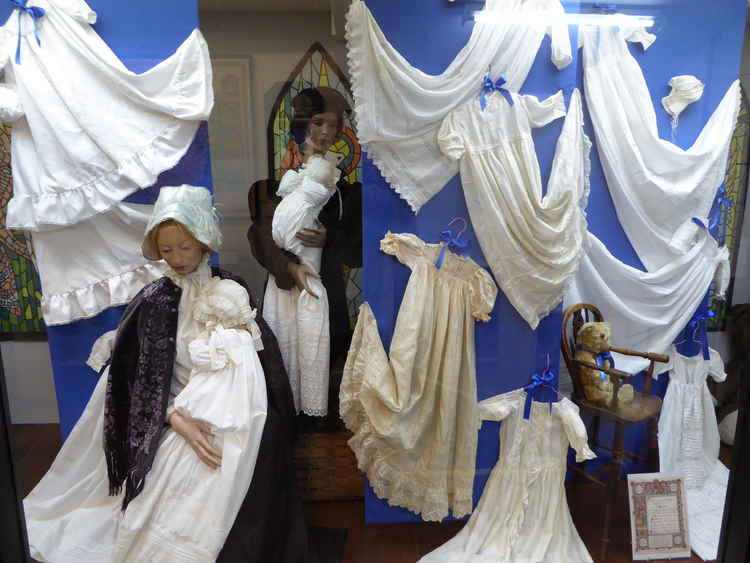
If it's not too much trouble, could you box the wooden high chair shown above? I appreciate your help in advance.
[561,303,669,563]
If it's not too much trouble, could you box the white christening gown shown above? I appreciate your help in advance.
[340,232,498,521]
[419,391,595,563]
[438,88,589,329]
[657,346,729,561]
[263,155,337,416]
[23,259,268,563]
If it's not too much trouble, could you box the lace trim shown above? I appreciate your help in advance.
[344,1,432,214]
[41,262,167,326]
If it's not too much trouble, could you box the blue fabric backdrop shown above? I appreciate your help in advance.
[360,0,747,523]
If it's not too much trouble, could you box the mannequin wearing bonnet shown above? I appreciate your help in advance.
[22,185,312,563]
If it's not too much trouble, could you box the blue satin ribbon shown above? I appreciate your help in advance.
[575,344,613,382]
[479,75,514,111]
[435,229,469,269]
[11,0,45,64]
[685,308,715,360]
[523,368,555,419]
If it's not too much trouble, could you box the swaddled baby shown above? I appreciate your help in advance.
[263,154,339,416]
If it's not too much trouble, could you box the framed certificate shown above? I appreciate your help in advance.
[627,473,691,560]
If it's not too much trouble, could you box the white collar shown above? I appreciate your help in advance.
[165,254,212,289]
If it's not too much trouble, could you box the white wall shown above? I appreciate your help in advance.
[201,10,348,299]
[2,340,58,424]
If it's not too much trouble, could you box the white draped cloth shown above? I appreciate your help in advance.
[419,391,595,563]
[263,156,337,416]
[0,0,213,231]
[656,346,728,561]
[31,203,166,325]
[566,231,729,375]
[579,23,740,271]
[24,259,268,563]
[438,89,589,329]
[345,0,571,213]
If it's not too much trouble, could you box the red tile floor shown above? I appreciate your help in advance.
[12,424,732,563]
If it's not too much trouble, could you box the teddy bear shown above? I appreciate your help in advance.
[574,321,634,407]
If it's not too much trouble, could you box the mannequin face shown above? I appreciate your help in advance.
[156,223,206,275]
[305,111,340,155]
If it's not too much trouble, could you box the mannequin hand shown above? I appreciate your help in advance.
[296,221,327,248]
[168,411,222,470]
[287,262,320,299]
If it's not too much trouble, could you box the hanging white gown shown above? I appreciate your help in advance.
[419,391,595,563]
[0,0,213,231]
[437,88,589,329]
[340,233,498,521]
[566,231,729,375]
[23,260,268,563]
[31,202,166,325]
[579,23,740,271]
[656,346,729,561]
[345,0,571,213]
[262,156,337,416]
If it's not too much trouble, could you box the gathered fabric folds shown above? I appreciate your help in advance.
[0,0,214,231]
[580,23,740,271]
[419,392,595,563]
[345,0,571,213]
[657,346,729,561]
[438,88,589,329]
[566,231,729,375]
[340,232,497,521]
[31,202,167,325]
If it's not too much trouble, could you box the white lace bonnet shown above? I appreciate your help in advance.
[141,185,222,260]
[194,277,259,331]
[661,75,704,125]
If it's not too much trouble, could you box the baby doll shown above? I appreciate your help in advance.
[264,154,339,416]
[575,322,634,407]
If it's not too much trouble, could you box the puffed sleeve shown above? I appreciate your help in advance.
[0,84,24,123]
[86,329,118,372]
[380,232,426,270]
[188,333,230,372]
[624,26,656,50]
[52,0,98,24]
[520,90,566,129]
[708,348,727,383]
[555,398,597,462]
[478,392,519,421]
[437,110,466,161]
[469,267,498,322]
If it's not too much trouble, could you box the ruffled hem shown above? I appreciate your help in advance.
[41,262,167,326]
[6,118,201,231]
[344,1,431,214]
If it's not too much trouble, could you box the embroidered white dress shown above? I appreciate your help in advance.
[438,88,589,329]
[340,232,498,521]
[23,259,268,563]
[657,346,729,561]
[345,0,571,213]
[0,0,213,231]
[419,392,595,563]
[579,23,739,271]
[262,156,338,416]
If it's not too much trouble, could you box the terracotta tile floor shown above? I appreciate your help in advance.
[12,424,732,563]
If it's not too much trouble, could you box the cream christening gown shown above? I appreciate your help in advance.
[340,232,497,521]
[419,391,595,563]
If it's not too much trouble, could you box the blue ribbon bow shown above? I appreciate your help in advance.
[523,368,556,419]
[595,351,615,382]
[435,229,469,269]
[684,308,715,360]
[479,75,514,111]
[11,0,45,64]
